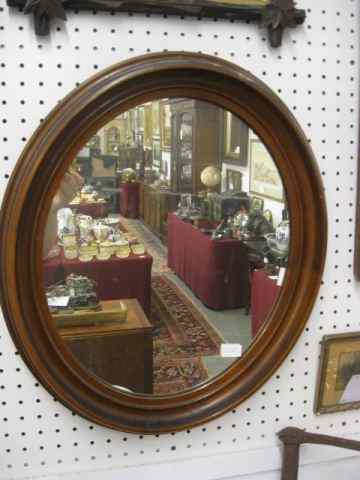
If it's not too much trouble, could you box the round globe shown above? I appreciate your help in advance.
[200,166,221,189]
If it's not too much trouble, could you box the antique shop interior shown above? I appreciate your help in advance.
[43,98,288,395]
[1,2,360,480]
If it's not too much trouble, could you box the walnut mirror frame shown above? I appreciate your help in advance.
[0,52,327,434]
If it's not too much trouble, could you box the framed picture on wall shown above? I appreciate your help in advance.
[137,106,145,130]
[315,332,360,414]
[224,111,249,167]
[152,136,161,169]
[127,109,136,145]
[152,101,160,136]
[160,101,172,151]
[226,169,242,192]
[249,139,283,201]
[144,103,153,149]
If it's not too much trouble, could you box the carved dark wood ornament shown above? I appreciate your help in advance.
[23,0,67,35]
[262,0,300,47]
[7,0,305,47]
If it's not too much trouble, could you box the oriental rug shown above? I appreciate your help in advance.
[151,275,223,395]
[119,216,170,275]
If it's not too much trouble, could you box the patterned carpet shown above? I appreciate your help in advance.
[151,275,223,395]
[119,216,170,275]
[120,215,225,394]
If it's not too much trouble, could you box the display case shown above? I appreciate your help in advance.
[170,99,222,194]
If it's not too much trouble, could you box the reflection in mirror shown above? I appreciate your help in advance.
[42,98,290,396]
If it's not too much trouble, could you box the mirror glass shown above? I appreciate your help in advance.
[41,97,290,396]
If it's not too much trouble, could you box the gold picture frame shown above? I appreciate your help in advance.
[315,332,360,414]
[224,111,248,166]
[160,101,172,151]
[144,103,153,148]
[151,100,160,136]
[137,105,145,130]
[249,138,283,202]
[126,109,136,145]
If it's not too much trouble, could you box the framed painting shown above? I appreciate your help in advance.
[127,109,136,145]
[144,104,153,149]
[160,101,172,151]
[137,106,145,131]
[152,101,160,136]
[224,111,249,167]
[315,333,360,414]
[249,139,283,201]
[152,136,161,169]
[226,169,243,192]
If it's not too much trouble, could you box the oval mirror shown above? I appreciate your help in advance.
[42,98,289,396]
[0,53,327,432]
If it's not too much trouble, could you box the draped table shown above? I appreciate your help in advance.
[251,270,281,337]
[68,201,109,218]
[119,182,140,218]
[167,213,250,310]
[43,251,153,317]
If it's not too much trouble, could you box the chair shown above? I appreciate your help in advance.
[278,427,360,480]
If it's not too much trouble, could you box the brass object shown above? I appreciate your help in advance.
[131,243,145,255]
[62,234,77,247]
[53,301,128,328]
[64,245,78,260]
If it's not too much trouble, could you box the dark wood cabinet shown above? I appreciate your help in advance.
[59,299,154,394]
[141,184,179,243]
[170,98,222,194]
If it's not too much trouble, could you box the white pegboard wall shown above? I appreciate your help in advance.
[0,0,360,478]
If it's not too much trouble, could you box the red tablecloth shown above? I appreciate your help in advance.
[167,213,250,310]
[119,182,140,218]
[68,202,109,218]
[251,270,281,337]
[43,251,152,317]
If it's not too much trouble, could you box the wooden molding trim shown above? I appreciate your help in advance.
[0,52,327,433]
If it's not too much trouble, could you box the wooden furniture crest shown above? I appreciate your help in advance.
[7,0,305,47]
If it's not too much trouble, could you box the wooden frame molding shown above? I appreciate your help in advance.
[6,0,306,48]
[0,52,327,433]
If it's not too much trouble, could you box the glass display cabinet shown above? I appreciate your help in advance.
[170,99,222,194]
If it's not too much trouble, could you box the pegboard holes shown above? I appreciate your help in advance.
[0,2,358,476]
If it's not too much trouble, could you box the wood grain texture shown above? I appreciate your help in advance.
[0,52,327,433]
[60,299,154,394]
